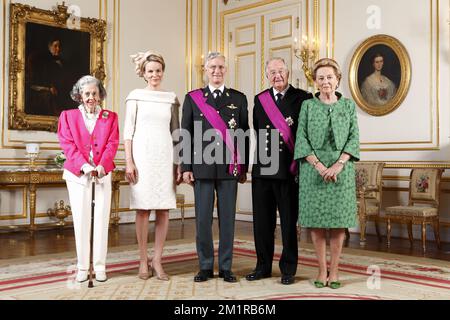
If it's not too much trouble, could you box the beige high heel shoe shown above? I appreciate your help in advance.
[138,260,150,280]
[150,261,169,281]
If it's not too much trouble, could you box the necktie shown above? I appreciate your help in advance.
[214,89,222,100]
[276,93,283,106]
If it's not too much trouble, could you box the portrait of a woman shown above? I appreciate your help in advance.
[360,53,397,106]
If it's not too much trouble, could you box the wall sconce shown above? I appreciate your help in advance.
[24,142,40,170]
[294,35,319,88]
[47,200,71,226]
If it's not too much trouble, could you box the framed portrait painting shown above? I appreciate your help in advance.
[8,3,106,132]
[348,34,411,116]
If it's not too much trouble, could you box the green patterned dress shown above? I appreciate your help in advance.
[294,93,360,228]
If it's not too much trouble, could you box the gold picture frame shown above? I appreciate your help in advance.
[349,34,411,116]
[8,2,106,132]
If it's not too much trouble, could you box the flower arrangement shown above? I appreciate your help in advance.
[54,152,66,167]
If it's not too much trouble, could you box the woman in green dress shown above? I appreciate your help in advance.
[294,58,360,289]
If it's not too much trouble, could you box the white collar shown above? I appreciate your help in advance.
[209,84,225,94]
[272,86,289,97]
[78,104,101,119]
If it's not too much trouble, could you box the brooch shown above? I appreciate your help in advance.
[227,104,238,110]
[285,116,294,126]
[101,111,109,119]
[228,118,237,129]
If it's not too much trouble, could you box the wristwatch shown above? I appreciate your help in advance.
[337,159,346,165]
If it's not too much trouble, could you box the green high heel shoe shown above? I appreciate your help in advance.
[313,280,326,288]
[329,281,341,289]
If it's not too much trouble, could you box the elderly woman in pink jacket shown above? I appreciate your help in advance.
[58,75,119,283]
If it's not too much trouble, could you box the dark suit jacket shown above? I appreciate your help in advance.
[252,85,312,179]
[181,86,249,180]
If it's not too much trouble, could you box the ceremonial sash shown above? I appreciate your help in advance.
[189,89,244,176]
[258,91,297,175]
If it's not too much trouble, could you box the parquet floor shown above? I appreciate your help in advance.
[1,219,449,261]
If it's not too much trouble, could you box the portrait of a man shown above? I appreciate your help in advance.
[24,22,90,116]
[9,2,106,131]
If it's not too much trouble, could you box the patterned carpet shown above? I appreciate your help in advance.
[0,239,449,300]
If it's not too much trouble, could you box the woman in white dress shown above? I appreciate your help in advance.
[360,53,397,106]
[124,51,182,280]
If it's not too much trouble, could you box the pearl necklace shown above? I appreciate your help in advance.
[84,106,98,120]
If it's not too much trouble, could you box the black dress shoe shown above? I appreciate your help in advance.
[245,270,272,281]
[281,274,295,285]
[218,270,237,283]
[194,269,214,282]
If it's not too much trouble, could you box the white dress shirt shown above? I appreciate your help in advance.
[209,84,225,98]
[272,86,289,100]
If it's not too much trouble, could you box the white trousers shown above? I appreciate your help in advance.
[66,174,112,272]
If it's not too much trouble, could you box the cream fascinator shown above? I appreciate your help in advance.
[130,50,160,77]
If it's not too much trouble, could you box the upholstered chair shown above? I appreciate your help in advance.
[385,168,443,252]
[354,162,385,244]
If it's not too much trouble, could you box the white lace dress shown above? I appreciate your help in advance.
[123,89,180,210]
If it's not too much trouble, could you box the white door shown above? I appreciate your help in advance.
[223,2,302,217]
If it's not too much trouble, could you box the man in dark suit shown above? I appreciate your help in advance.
[181,52,249,283]
[246,57,312,285]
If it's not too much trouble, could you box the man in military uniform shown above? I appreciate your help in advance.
[181,52,249,283]
[246,57,312,285]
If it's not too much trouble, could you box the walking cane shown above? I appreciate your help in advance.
[88,170,98,288]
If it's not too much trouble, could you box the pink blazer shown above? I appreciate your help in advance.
[57,108,119,176]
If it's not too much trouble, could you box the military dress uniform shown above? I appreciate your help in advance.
[250,85,312,282]
[181,86,249,277]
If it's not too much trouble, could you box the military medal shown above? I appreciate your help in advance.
[228,118,237,129]
[285,116,294,126]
